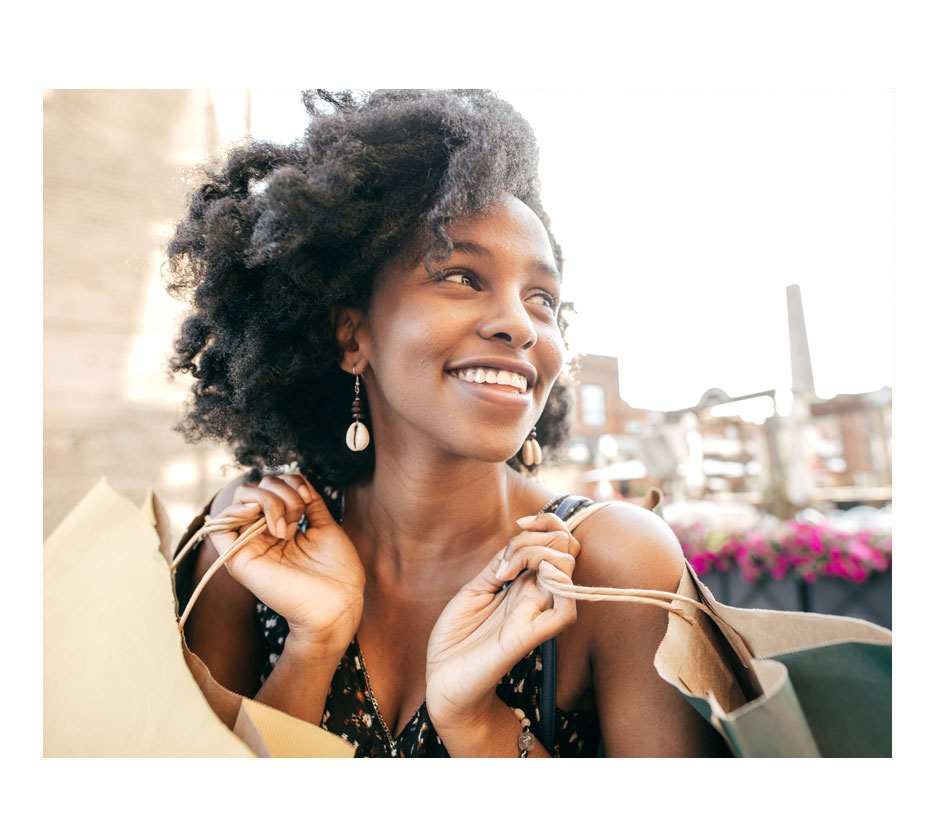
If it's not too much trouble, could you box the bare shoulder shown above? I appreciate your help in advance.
[566,502,726,755]
[209,472,253,517]
[569,500,685,594]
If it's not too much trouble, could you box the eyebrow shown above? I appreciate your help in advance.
[450,240,562,283]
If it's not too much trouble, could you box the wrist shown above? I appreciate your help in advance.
[285,607,361,660]
[432,697,536,758]
[282,629,351,666]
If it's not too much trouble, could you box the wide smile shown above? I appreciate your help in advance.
[446,365,534,408]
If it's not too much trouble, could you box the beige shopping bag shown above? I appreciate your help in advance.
[43,478,355,758]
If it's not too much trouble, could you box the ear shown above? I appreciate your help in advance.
[330,306,369,375]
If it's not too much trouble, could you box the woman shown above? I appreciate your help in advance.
[168,89,725,757]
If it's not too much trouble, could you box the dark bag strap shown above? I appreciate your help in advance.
[538,493,594,754]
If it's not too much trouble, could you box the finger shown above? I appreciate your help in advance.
[501,529,572,566]
[263,472,337,531]
[496,560,577,658]
[276,472,314,504]
[531,560,578,633]
[515,513,581,557]
[494,546,576,585]
[258,475,309,538]
[233,484,290,539]
[258,474,306,512]
[205,499,263,557]
[299,482,339,530]
[219,500,263,519]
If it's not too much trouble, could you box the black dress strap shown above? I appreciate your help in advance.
[538,493,594,754]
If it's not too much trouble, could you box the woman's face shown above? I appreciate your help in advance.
[351,193,565,466]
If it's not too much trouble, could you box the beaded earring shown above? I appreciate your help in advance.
[521,427,542,467]
[345,365,370,451]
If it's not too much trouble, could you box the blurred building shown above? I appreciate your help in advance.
[557,353,892,515]
[808,386,892,504]
[553,282,891,515]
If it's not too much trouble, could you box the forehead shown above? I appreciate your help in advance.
[445,194,559,279]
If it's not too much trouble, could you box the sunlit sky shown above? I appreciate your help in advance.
[244,88,894,412]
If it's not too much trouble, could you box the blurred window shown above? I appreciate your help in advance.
[581,385,607,427]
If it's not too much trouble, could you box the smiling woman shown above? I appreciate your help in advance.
[166,89,726,757]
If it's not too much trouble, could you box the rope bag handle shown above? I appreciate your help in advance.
[171,514,268,630]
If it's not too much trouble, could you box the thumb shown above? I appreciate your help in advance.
[302,484,339,529]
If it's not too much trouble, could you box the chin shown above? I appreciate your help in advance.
[463,440,527,466]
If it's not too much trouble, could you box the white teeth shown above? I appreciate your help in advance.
[451,367,529,392]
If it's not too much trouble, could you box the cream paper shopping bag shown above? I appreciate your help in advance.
[43,477,354,757]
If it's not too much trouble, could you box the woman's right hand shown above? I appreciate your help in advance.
[209,472,365,655]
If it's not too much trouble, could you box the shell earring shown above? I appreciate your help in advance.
[345,365,370,451]
[521,427,542,467]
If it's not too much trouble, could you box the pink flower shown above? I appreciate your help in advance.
[673,517,891,584]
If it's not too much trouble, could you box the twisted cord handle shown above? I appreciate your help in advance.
[173,515,268,631]
[537,572,757,676]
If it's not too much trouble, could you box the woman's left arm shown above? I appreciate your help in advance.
[572,503,729,757]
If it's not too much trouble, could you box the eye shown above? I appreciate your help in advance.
[528,291,558,313]
[440,270,480,289]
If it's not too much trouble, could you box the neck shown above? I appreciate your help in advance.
[343,448,546,588]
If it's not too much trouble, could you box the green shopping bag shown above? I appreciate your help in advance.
[655,560,892,757]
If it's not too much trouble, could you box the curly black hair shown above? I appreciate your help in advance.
[166,89,574,487]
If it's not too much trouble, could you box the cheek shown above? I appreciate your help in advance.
[536,329,566,389]
[367,304,461,404]
[375,305,460,366]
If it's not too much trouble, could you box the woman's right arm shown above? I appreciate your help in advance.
[183,473,365,725]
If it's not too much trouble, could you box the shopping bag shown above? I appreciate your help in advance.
[654,561,892,757]
[43,478,355,758]
[554,498,893,758]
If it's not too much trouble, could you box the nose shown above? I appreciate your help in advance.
[477,292,538,350]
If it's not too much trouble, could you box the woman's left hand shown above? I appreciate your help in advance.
[425,514,580,752]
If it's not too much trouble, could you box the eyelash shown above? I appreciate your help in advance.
[436,269,559,313]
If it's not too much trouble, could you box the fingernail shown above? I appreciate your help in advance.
[539,560,559,577]
[298,487,312,502]
[277,518,288,538]
[516,515,536,526]
[495,559,510,579]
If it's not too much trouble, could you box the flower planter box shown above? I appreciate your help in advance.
[672,519,892,630]
[803,572,892,629]
[701,571,802,613]
[695,570,891,629]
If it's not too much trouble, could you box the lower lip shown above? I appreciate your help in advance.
[448,374,533,408]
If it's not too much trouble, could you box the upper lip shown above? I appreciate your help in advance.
[446,358,538,388]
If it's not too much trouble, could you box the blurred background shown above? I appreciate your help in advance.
[43,89,893,626]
